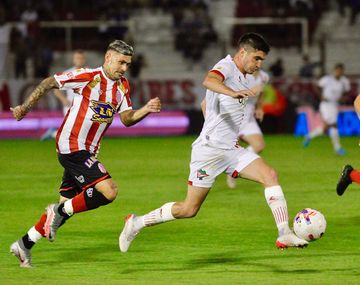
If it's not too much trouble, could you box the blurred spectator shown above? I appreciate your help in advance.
[299,55,320,79]
[129,53,146,79]
[12,28,29,78]
[269,58,284,78]
[349,0,360,25]
[33,40,53,78]
[0,6,11,79]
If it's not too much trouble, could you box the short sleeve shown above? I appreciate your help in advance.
[118,78,133,113]
[209,58,233,81]
[318,76,327,88]
[54,68,93,91]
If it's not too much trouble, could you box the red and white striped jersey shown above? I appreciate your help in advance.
[54,67,132,155]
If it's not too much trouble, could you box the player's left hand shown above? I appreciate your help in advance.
[10,105,27,121]
[145,97,161,113]
[255,108,264,122]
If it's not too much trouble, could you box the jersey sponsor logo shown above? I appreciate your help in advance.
[90,100,116,124]
[88,74,101,89]
[197,169,209,180]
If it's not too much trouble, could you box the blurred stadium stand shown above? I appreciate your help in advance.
[0,0,359,136]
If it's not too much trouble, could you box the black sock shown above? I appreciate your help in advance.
[22,234,35,250]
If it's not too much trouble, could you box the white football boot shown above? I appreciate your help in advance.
[10,240,32,268]
[276,232,308,249]
[119,214,141,252]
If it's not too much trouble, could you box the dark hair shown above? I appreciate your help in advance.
[107,40,134,56]
[237,33,270,54]
[334,63,344,69]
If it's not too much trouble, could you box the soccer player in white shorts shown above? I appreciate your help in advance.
[227,69,269,188]
[303,63,350,155]
[119,33,308,252]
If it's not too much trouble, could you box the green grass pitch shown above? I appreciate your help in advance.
[0,135,359,285]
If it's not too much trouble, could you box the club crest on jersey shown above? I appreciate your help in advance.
[197,169,209,180]
[90,100,116,123]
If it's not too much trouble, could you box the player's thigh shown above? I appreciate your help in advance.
[224,147,260,178]
[188,144,229,188]
[58,150,111,192]
[238,158,278,187]
[320,103,338,125]
[59,168,83,200]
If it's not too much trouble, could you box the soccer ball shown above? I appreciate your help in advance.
[293,208,326,241]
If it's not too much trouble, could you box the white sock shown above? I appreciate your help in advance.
[28,226,42,243]
[63,200,74,216]
[140,202,176,228]
[329,127,341,151]
[308,127,323,139]
[246,145,255,153]
[264,185,291,236]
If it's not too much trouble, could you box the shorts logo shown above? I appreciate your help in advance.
[84,157,97,168]
[75,175,85,184]
[90,100,116,124]
[86,187,93,197]
[197,169,209,180]
[98,163,107,174]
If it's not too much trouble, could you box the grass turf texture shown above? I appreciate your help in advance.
[0,135,359,285]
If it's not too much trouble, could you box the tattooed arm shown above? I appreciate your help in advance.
[10,76,60,121]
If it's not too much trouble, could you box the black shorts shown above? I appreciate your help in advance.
[58,150,111,198]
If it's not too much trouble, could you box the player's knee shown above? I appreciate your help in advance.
[107,182,118,201]
[99,182,118,201]
[264,167,278,185]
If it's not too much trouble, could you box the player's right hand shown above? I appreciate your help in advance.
[231,89,255,98]
[10,105,27,121]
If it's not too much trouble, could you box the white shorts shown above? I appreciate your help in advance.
[238,117,262,137]
[188,143,260,188]
[319,102,338,125]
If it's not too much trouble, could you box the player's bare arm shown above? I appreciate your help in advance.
[120,97,161,127]
[10,77,59,121]
[53,89,71,107]
[203,71,255,98]
[255,90,265,121]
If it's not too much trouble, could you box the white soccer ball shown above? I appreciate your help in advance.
[293,208,326,241]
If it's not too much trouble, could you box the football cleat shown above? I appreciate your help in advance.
[10,240,32,268]
[226,175,237,189]
[119,214,140,252]
[336,165,353,196]
[44,204,65,242]
[276,233,308,249]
